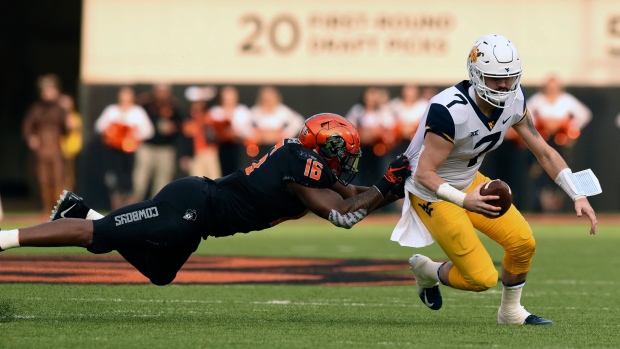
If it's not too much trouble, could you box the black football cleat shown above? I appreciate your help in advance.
[418,284,443,310]
[524,314,554,325]
[49,190,90,221]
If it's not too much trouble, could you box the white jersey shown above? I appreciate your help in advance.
[392,80,527,248]
[405,80,527,202]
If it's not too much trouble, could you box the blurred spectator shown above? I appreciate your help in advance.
[527,75,592,212]
[95,87,154,209]
[376,87,391,107]
[208,86,251,176]
[528,76,591,147]
[22,74,67,215]
[183,85,221,179]
[248,86,304,157]
[133,84,184,200]
[58,94,82,191]
[421,86,439,101]
[346,87,396,186]
[390,84,429,154]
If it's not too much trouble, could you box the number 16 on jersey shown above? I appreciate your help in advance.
[304,158,323,180]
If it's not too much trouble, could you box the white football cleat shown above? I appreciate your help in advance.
[409,254,442,310]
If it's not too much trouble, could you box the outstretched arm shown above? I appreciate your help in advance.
[287,155,410,229]
[288,182,381,218]
[330,182,404,210]
[513,111,597,234]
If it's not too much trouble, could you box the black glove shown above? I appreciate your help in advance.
[388,169,411,199]
[374,154,410,197]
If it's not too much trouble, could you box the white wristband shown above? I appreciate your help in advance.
[555,168,586,201]
[436,183,466,207]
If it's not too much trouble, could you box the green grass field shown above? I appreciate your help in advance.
[1,217,619,348]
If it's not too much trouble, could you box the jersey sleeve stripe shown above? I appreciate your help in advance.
[425,127,455,143]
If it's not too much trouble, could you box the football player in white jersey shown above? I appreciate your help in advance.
[391,34,598,325]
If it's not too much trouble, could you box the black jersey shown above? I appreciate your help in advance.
[209,138,336,237]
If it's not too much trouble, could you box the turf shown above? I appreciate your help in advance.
[1,218,619,348]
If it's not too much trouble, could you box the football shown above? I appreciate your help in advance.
[479,179,512,218]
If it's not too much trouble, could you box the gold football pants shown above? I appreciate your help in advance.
[411,172,535,292]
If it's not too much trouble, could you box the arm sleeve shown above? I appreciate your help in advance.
[424,103,455,143]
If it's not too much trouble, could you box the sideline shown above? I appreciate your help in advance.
[0,254,414,286]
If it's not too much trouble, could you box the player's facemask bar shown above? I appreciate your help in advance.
[319,135,361,186]
[473,68,522,108]
[335,154,361,186]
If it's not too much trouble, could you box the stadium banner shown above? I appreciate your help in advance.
[81,0,620,86]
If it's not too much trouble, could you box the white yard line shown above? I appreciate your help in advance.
[23,296,620,311]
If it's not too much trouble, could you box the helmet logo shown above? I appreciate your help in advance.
[505,68,510,72]
[322,135,346,158]
[469,46,478,63]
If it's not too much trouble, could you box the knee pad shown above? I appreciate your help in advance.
[469,268,499,292]
[450,266,498,292]
[504,235,536,274]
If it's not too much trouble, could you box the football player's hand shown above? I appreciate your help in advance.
[575,197,597,235]
[389,180,407,199]
[374,154,410,197]
[463,182,501,217]
[384,154,410,185]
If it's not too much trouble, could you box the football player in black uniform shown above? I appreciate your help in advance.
[0,113,409,286]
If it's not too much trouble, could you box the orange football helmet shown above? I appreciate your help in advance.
[298,113,362,185]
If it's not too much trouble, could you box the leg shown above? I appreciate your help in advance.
[118,235,200,286]
[467,173,552,325]
[470,209,533,286]
[91,177,208,284]
[407,192,498,312]
[1,219,94,249]
[412,194,498,292]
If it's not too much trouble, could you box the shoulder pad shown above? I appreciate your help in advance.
[432,87,470,126]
